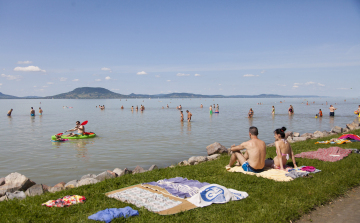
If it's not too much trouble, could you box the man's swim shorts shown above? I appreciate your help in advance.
[242,161,262,173]
[330,112,334,116]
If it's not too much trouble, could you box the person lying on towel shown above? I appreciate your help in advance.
[265,127,298,171]
[226,126,266,172]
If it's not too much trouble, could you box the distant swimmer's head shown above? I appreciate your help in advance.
[274,127,286,139]
[249,126,258,136]
[319,109,322,111]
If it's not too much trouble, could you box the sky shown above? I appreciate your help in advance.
[0,0,359,97]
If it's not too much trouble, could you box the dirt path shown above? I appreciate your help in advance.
[296,186,360,223]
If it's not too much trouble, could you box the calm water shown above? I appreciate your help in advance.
[0,98,358,185]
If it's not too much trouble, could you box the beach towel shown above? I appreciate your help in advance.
[294,147,351,162]
[187,184,248,207]
[42,195,85,207]
[315,139,351,144]
[88,207,138,223]
[226,166,298,182]
[338,134,360,141]
[144,177,210,198]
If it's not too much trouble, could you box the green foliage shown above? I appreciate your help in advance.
[1,129,360,222]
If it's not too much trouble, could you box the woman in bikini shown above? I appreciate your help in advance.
[265,127,297,170]
[272,106,275,115]
[288,105,294,115]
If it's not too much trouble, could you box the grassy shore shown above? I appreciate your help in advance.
[2,129,360,223]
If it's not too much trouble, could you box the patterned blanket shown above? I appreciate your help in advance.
[294,147,351,162]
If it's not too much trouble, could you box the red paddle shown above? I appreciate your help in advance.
[81,120,88,125]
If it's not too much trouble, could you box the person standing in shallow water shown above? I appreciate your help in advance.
[329,105,337,116]
[39,107,43,115]
[7,109,13,116]
[180,111,184,122]
[30,107,35,116]
[248,108,254,118]
[272,106,275,115]
[186,110,192,122]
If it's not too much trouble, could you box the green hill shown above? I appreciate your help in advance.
[42,87,125,99]
[0,92,19,99]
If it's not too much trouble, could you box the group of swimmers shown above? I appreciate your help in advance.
[208,104,219,113]
[7,107,43,117]
[96,105,105,110]
[226,126,297,172]
[130,105,145,111]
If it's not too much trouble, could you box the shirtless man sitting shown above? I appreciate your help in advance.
[226,126,266,172]
[66,121,85,136]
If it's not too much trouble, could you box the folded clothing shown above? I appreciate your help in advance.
[144,177,210,198]
[295,147,352,162]
[42,195,86,207]
[301,166,316,172]
[187,184,248,207]
[285,171,308,179]
[88,207,139,223]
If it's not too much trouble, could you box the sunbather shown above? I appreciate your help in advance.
[226,126,266,172]
[265,127,297,170]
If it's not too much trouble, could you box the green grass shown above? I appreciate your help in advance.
[2,129,360,223]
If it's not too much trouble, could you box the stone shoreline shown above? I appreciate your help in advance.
[1,117,359,202]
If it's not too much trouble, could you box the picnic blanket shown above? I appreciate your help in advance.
[226,166,303,182]
[143,177,210,198]
[88,207,138,223]
[294,147,352,162]
[42,195,85,207]
[339,134,360,141]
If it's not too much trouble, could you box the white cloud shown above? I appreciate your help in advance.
[0,83,2,86]
[305,81,315,85]
[293,83,302,86]
[261,70,266,74]
[14,66,45,72]
[17,61,32,64]
[292,85,299,88]
[176,73,190,76]
[243,74,259,77]
[166,80,171,82]
[42,85,48,88]
[1,74,21,80]
[155,75,160,78]
[101,67,111,71]
[318,83,325,87]
[47,82,54,85]
[95,79,101,81]
[195,73,201,76]
[219,84,222,85]
[105,76,111,80]
[137,71,147,75]
[72,79,79,82]
[33,86,37,88]
[60,77,67,81]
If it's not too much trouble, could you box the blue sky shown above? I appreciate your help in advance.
[0,0,359,97]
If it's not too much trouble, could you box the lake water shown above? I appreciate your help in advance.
[0,98,358,185]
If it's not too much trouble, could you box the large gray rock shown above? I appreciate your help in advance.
[313,131,324,138]
[77,178,99,187]
[322,131,330,137]
[118,168,132,177]
[95,171,115,181]
[25,184,44,196]
[301,133,313,139]
[293,132,300,137]
[331,126,343,134]
[5,191,26,200]
[48,186,64,193]
[65,180,78,189]
[0,172,36,196]
[80,174,97,180]
[0,196,7,202]
[285,131,293,139]
[188,156,208,165]
[132,166,147,174]
[346,123,357,130]
[292,137,308,142]
[0,178,4,186]
[287,136,294,143]
[113,168,123,176]
[148,165,158,171]
[206,142,228,156]
[53,182,65,188]
[207,154,221,161]
[343,128,350,133]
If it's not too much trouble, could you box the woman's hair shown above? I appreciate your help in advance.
[274,127,287,138]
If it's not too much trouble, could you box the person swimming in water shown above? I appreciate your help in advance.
[265,127,297,170]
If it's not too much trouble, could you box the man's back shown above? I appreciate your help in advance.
[243,138,266,169]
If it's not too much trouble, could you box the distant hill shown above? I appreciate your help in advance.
[0,92,19,99]
[0,87,322,99]
[42,87,126,99]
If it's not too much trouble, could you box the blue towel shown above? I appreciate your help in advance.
[88,207,139,223]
